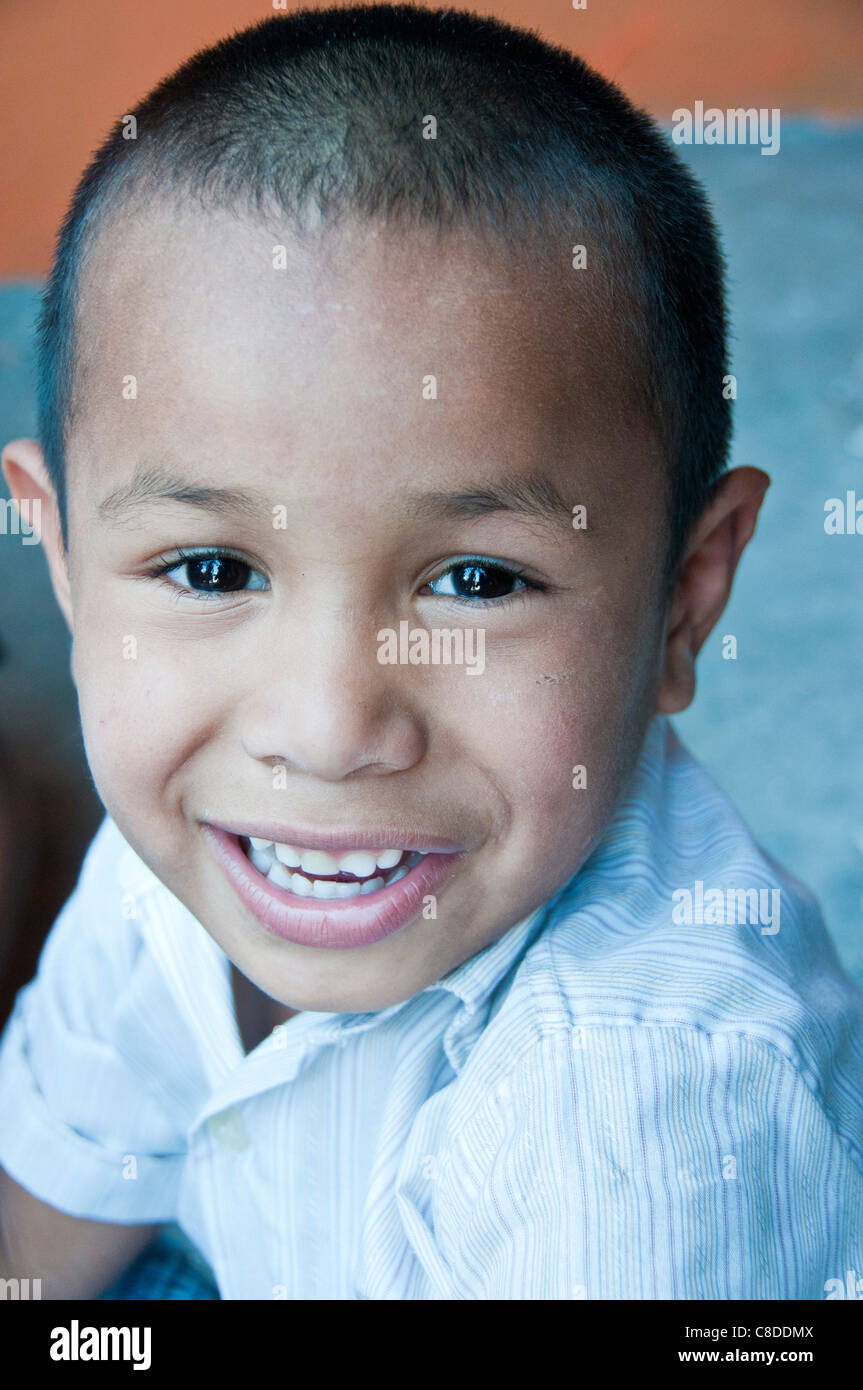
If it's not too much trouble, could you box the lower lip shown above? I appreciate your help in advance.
[202,825,464,949]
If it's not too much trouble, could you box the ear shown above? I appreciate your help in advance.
[1,437,74,630]
[656,466,770,715]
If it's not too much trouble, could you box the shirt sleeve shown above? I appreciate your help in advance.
[404,1023,863,1298]
[0,820,188,1223]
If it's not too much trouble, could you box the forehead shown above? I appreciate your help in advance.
[68,201,662,519]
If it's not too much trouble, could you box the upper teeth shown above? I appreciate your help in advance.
[244,837,422,901]
[248,839,409,877]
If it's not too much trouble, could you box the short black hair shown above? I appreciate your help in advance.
[36,2,731,581]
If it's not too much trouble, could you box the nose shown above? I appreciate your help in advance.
[240,603,428,782]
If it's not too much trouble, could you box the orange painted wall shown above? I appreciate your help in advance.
[2,0,861,276]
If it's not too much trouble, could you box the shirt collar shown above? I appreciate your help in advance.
[114,842,247,1085]
[426,901,549,1012]
[546,711,673,916]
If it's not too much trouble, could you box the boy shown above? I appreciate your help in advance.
[1,4,861,1300]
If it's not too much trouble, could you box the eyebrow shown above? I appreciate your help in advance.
[406,473,577,533]
[97,469,267,523]
[96,466,579,533]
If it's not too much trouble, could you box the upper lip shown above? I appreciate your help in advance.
[203,819,468,855]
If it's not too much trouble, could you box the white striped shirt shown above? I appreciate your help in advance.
[1,713,862,1298]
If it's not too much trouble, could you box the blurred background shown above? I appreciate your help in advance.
[1,0,862,1024]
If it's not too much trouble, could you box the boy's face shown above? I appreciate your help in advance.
[10,206,681,1011]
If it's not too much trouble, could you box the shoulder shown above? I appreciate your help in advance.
[0,819,192,1220]
[17,817,153,1023]
[421,1010,863,1297]
[424,903,863,1296]
[2,814,195,1053]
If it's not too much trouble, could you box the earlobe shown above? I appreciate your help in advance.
[655,617,696,714]
[1,437,74,630]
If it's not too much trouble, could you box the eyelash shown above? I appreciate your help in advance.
[145,549,545,607]
[146,548,267,603]
[422,556,544,607]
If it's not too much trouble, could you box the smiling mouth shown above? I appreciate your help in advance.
[240,837,426,899]
[201,822,465,948]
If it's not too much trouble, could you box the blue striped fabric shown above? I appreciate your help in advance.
[1,713,862,1298]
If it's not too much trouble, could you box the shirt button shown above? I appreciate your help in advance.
[207,1107,250,1153]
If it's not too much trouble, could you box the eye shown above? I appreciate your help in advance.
[425,558,537,604]
[151,549,268,599]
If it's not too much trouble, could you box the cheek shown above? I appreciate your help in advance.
[460,615,656,838]
[477,680,623,815]
[72,612,210,812]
